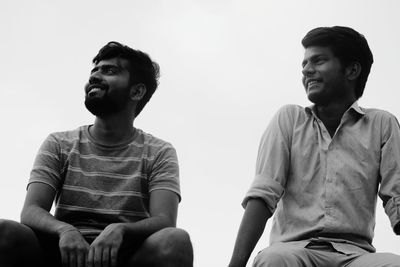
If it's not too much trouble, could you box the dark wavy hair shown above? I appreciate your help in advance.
[302,26,373,99]
[93,41,160,117]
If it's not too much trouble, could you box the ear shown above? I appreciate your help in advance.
[130,84,146,101]
[345,62,361,81]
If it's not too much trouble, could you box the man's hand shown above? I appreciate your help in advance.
[59,228,90,267]
[87,223,124,267]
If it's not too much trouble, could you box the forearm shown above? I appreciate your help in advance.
[228,198,272,267]
[115,189,179,242]
[22,205,90,267]
[118,214,174,242]
[20,205,75,237]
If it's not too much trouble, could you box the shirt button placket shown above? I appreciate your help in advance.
[325,145,336,227]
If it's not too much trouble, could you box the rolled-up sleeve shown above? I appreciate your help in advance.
[242,105,293,214]
[384,197,400,233]
[242,175,285,213]
[379,114,400,233]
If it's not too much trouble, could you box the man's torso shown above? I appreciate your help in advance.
[29,125,180,237]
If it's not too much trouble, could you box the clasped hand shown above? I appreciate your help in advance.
[59,224,124,267]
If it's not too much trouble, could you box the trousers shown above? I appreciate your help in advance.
[253,241,400,267]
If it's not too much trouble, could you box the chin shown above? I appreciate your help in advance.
[307,92,327,105]
[307,91,319,102]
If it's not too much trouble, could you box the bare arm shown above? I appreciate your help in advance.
[228,198,272,267]
[21,182,89,267]
[120,189,179,239]
[20,182,75,235]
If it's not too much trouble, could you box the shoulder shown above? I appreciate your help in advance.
[271,104,308,128]
[361,107,399,125]
[277,104,304,113]
[360,107,400,140]
[276,104,306,118]
[48,126,87,141]
[133,128,177,154]
[48,126,87,143]
[362,107,397,119]
[260,104,307,143]
[42,126,88,150]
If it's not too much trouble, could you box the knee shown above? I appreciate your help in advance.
[253,244,305,267]
[254,249,286,267]
[0,219,23,252]
[0,219,43,267]
[151,227,193,267]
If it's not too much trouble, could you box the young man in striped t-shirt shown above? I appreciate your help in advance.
[0,42,193,267]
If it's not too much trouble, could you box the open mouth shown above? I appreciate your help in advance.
[88,87,103,95]
[307,79,322,89]
[87,84,107,96]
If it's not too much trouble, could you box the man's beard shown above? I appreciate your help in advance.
[84,94,128,117]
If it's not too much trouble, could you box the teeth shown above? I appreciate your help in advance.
[308,81,319,87]
[89,87,102,94]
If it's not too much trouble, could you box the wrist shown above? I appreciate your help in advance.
[57,225,78,237]
[106,223,126,234]
[116,223,126,236]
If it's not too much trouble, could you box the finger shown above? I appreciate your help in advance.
[110,246,119,267]
[61,249,69,267]
[69,251,77,267]
[102,247,110,267]
[94,247,103,267]
[86,247,94,267]
[77,249,86,267]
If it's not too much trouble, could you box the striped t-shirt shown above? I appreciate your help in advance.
[28,125,180,237]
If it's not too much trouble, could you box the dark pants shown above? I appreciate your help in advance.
[0,219,193,267]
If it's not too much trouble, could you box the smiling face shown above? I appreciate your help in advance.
[84,57,133,117]
[301,46,356,106]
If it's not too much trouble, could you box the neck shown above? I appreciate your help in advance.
[90,112,135,146]
[316,102,351,120]
[315,99,355,137]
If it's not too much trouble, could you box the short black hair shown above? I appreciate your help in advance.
[93,41,160,117]
[302,26,373,99]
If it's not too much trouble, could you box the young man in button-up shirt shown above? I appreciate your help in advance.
[229,26,400,267]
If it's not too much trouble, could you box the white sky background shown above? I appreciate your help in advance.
[1,0,399,266]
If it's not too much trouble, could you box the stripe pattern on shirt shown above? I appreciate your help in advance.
[28,126,180,236]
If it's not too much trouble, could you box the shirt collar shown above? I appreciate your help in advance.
[349,101,365,115]
[305,101,365,117]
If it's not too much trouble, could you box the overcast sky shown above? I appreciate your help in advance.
[1,0,399,266]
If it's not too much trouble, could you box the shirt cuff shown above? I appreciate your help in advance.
[384,196,400,234]
[242,175,284,214]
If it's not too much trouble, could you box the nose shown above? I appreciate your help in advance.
[302,62,315,77]
[89,71,102,84]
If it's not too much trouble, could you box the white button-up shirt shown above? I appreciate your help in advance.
[243,102,400,253]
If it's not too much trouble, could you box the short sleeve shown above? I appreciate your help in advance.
[28,134,63,192]
[242,105,295,213]
[148,143,181,201]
